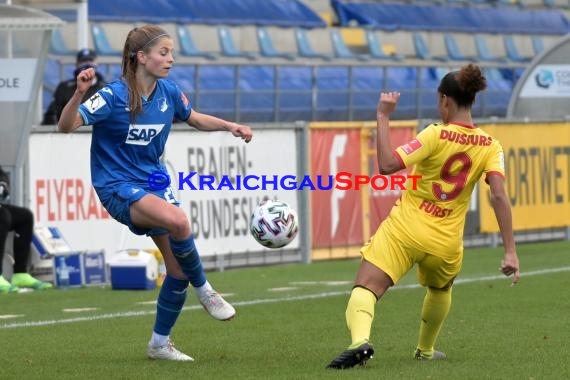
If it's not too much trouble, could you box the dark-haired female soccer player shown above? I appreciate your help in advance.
[327,64,520,369]
[58,24,252,362]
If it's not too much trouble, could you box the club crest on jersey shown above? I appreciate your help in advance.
[126,124,165,146]
[159,97,168,112]
[84,93,106,114]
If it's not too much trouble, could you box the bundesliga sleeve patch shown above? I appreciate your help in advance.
[400,139,423,155]
[83,93,107,114]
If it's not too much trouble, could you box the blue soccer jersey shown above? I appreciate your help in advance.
[78,79,192,197]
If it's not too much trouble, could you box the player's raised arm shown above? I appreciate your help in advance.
[58,68,94,133]
[186,110,252,143]
[376,92,405,174]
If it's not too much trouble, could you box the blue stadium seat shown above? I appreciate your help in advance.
[110,64,123,81]
[42,59,62,113]
[238,65,276,122]
[531,35,544,55]
[474,35,508,63]
[385,67,420,119]
[277,66,312,121]
[417,67,441,119]
[50,28,74,56]
[217,26,257,60]
[330,29,369,61]
[294,28,333,60]
[412,33,448,61]
[83,0,326,28]
[332,0,569,35]
[364,30,404,61]
[351,66,385,120]
[91,24,122,56]
[196,65,236,119]
[503,35,531,63]
[480,68,512,117]
[444,34,476,62]
[177,25,217,60]
[315,66,350,120]
[44,59,61,90]
[256,27,296,60]
[168,65,196,96]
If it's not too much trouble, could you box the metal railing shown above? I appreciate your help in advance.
[43,59,525,123]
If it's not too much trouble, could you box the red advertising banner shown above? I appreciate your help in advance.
[309,121,417,260]
[367,125,416,232]
[310,128,363,248]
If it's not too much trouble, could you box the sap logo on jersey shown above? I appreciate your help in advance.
[126,124,165,145]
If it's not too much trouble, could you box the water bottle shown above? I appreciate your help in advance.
[57,256,70,289]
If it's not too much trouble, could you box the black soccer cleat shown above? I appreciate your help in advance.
[326,342,374,369]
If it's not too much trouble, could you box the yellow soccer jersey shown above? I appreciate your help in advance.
[386,122,505,257]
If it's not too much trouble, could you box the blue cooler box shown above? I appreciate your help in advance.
[108,250,158,290]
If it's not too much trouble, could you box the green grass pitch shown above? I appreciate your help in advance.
[1,240,569,380]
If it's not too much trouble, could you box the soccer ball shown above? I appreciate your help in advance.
[250,199,299,248]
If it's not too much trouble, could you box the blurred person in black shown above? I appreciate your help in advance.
[0,167,52,292]
[42,48,107,126]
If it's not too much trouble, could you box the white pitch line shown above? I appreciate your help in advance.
[1,266,568,330]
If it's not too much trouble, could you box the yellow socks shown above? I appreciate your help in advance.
[417,287,452,356]
[345,286,377,348]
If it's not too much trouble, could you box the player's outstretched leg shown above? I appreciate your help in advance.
[169,235,236,321]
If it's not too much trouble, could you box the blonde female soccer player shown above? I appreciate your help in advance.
[59,25,252,361]
[327,64,520,369]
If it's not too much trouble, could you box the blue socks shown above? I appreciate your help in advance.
[168,235,206,288]
[153,275,189,337]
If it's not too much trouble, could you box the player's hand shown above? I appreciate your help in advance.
[76,67,96,94]
[500,251,520,285]
[230,123,253,143]
[377,91,400,117]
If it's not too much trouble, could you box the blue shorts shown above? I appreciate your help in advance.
[97,183,180,237]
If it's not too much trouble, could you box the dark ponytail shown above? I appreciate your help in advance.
[437,64,487,108]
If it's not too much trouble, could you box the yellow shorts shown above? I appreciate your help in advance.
[360,222,463,289]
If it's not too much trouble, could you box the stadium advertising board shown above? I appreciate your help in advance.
[163,129,299,255]
[520,65,570,98]
[309,121,417,258]
[28,129,299,257]
[0,59,37,101]
[310,128,363,249]
[478,122,570,232]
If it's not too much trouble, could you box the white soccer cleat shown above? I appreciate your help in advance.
[147,340,194,362]
[199,290,236,321]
